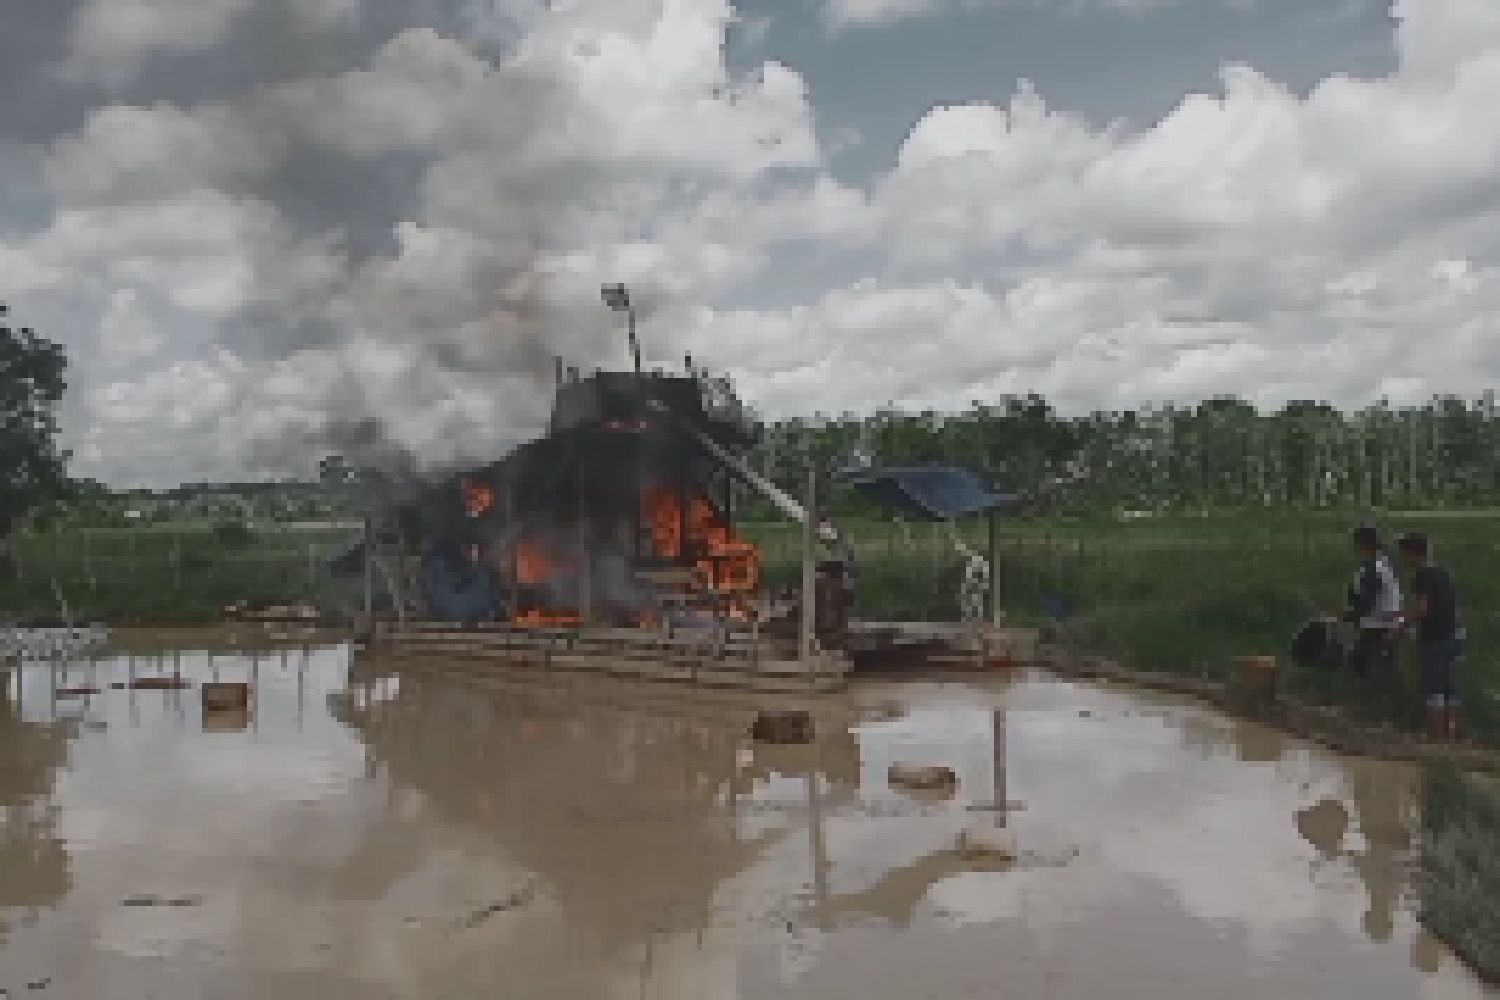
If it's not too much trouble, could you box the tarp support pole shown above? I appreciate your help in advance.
[801,464,818,668]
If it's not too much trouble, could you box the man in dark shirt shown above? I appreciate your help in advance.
[1397,533,1464,741]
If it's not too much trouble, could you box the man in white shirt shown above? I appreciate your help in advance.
[1341,523,1403,720]
[1350,524,1404,719]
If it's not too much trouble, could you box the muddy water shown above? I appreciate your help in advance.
[0,646,1494,999]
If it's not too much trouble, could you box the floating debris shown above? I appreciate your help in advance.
[120,895,201,908]
[888,764,958,792]
[751,710,814,745]
[129,677,191,691]
[460,885,534,929]
[202,682,250,712]
[55,686,100,698]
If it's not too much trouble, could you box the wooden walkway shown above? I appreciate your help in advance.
[364,621,852,694]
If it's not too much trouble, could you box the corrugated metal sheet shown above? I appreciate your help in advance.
[841,465,1016,521]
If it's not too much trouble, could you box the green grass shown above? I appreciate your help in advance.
[1422,765,1500,980]
[0,522,358,625]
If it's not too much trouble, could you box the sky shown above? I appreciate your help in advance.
[2,0,1498,487]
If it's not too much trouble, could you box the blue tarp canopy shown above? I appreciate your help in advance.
[841,465,1017,522]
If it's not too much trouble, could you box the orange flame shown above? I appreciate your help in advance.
[514,539,553,586]
[642,485,760,614]
[504,487,761,628]
[511,540,582,627]
[462,478,496,518]
[516,609,582,627]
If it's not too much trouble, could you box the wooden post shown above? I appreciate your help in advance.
[800,464,818,670]
[993,708,1006,826]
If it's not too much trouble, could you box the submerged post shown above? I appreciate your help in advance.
[801,463,818,670]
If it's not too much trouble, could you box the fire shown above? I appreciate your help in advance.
[516,609,582,627]
[511,540,582,626]
[641,485,760,611]
[462,477,496,518]
[513,539,553,586]
[502,486,761,629]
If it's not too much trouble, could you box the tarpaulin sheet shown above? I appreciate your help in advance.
[841,465,1016,522]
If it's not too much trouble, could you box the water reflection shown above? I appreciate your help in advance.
[0,668,74,945]
[0,647,1492,998]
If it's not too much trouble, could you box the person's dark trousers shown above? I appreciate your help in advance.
[1349,627,1403,722]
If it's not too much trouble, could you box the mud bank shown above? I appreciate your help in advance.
[1036,643,1500,775]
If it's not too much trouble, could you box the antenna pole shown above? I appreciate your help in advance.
[628,307,642,374]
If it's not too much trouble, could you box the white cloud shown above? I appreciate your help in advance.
[666,1,1500,422]
[46,103,281,206]
[58,0,256,88]
[8,0,833,483]
[8,0,1500,485]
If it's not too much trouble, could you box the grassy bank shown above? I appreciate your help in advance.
[1422,765,1500,981]
[746,509,1500,743]
[0,521,358,624]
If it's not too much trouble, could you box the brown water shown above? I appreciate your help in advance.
[0,644,1494,999]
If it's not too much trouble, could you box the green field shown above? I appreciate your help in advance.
[0,521,360,625]
[5,509,1497,741]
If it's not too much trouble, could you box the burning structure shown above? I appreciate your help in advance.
[388,365,787,627]
[337,353,867,685]
[339,299,1019,689]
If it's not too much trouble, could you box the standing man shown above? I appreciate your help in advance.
[1397,532,1464,741]
[1343,523,1403,718]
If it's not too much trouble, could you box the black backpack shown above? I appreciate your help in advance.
[1289,618,1345,671]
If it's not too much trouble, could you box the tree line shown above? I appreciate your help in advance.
[0,302,68,541]
[746,393,1500,517]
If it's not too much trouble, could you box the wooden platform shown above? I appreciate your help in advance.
[363,621,851,694]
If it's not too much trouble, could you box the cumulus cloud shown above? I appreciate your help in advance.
[9,0,827,484]
[4,0,1500,485]
[680,0,1500,422]
[57,0,256,88]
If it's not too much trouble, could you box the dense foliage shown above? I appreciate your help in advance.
[0,303,69,539]
[746,393,1500,516]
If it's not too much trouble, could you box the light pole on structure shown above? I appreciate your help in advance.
[601,283,641,374]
